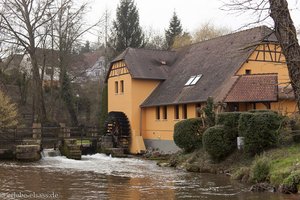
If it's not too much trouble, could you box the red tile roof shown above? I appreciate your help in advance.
[225,74,278,102]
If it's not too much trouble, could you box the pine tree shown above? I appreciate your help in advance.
[165,12,183,49]
[112,0,144,53]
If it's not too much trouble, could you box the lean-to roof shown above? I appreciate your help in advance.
[224,74,278,103]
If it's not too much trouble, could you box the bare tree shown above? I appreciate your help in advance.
[193,22,231,42]
[0,0,56,123]
[143,27,167,50]
[49,0,103,126]
[172,32,192,49]
[224,0,300,112]
[172,23,231,49]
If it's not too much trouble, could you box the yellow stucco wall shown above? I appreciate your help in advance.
[107,61,161,153]
[271,100,298,115]
[108,73,132,120]
[131,79,160,136]
[142,103,201,141]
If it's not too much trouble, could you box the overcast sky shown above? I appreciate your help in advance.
[85,0,300,43]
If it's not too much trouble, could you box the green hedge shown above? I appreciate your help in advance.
[238,112,282,155]
[216,112,242,128]
[238,112,254,137]
[202,125,236,161]
[216,112,242,151]
[248,109,278,114]
[173,118,205,152]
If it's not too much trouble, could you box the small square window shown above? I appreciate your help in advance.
[45,68,52,75]
[245,69,251,75]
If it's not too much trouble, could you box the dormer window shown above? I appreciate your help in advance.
[185,74,202,86]
[245,69,251,75]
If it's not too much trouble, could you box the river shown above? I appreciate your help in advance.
[0,152,298,200]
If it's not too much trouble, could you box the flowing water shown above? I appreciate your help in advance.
[0,151,299,200]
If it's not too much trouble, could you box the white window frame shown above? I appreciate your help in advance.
[185,74,202,86]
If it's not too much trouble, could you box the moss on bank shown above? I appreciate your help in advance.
[161,144,300,194]
[163,148,252,174]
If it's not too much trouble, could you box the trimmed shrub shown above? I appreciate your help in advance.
[215,112,242,152]
[238,112,282,155]
[251,156,271,183]
[216,112,242,128]
[248,109,278,114]
[173,118,205,152]
[238,112,253,137]
[202,125,236,161]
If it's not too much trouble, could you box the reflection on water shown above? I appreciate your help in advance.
[0,153,299,200]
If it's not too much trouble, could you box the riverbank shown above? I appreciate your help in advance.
[156,144,300,194]
[1,153,291,200]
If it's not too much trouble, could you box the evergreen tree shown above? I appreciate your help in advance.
[165,12,183,49]
[99,84,108,134]
[80,41,90,53]
[112,0,145,53]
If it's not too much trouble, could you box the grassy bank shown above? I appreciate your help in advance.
[161,144,300,193]
[265,145,300,189]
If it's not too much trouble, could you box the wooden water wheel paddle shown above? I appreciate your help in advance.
[104,112,131,150]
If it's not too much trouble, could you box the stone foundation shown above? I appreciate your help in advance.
[60,139,82,160]
[16,145,41,161]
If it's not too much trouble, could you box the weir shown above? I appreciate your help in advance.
[41,148,61,158]
[0,124,102,161]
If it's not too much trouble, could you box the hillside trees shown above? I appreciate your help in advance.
[111,0,145,53]
[225,0,300,112]
[0,0,55,123]
[47,0,102,126]
[52,0,87,126]
[0,0,102,125]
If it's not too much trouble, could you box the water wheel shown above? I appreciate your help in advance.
[104,112,131,150]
